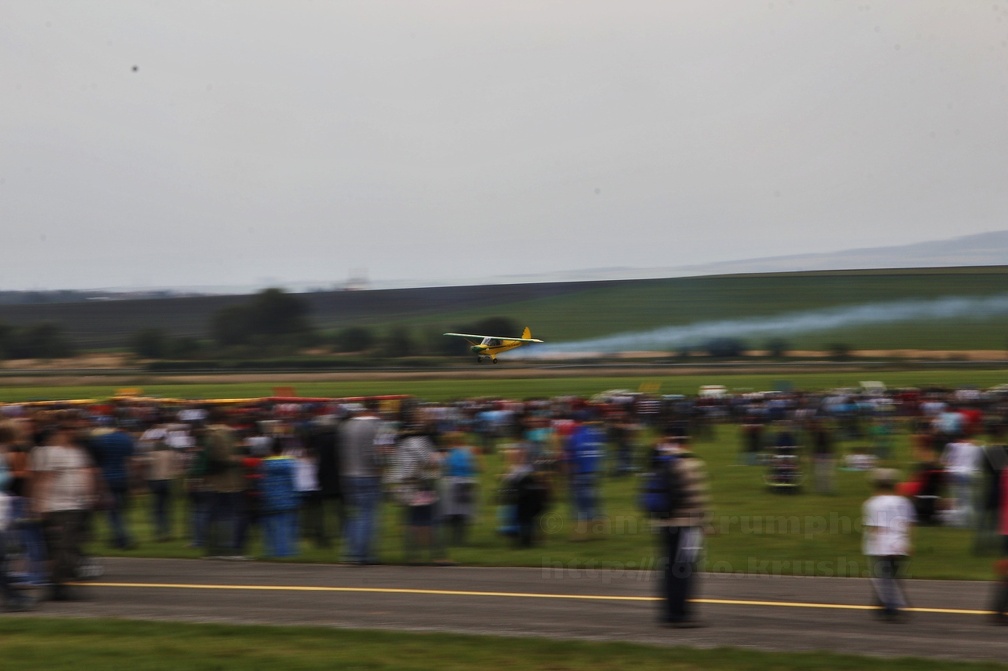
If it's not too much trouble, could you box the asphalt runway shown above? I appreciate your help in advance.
[18,558,1006,664]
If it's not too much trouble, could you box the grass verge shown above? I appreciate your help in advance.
[1,619,1006,671]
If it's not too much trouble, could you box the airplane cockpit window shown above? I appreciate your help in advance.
[487,339,502,347]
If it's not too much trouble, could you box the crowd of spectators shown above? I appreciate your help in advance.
[1,382,1007,616]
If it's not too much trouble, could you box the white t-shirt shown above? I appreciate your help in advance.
[30,444,92,513]
[942,440,982,476]
[862,494,915,556]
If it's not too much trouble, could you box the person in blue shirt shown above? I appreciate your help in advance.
[90,422,138,550]
[441,432,479,546]
[259,441,299,558]
[564,413,606,540]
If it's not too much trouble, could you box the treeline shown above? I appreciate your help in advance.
[0,322,76,359]
[0,287,852,363]
[128,291,526,361]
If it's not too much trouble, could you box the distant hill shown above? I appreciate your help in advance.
[667,230,1008,278]
[475,230,1008,285]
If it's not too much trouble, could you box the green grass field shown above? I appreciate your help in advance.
[2,619,1005,671]
[388,268,1008,350]
[1,367,1007,404]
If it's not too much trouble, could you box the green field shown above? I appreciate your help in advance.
[4,368,1007,583]
[406,267,1008,349]
[2,368,1007,404]
[1,266,1006,350]
[2,620,1005,671]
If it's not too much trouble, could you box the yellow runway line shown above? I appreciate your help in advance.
[81,582,995,617]
[84,582,653,601]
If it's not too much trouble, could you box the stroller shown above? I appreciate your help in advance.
[764,444,803,493]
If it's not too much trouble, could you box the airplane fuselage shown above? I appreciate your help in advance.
[443,328,543,364]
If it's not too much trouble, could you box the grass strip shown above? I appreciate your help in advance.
[1,618,1006,671]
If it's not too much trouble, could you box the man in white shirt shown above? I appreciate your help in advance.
[863,468,915,621]
[29,422,97,601]
[942,434,983,527]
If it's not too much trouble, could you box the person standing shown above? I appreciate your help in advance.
[90,420,138,550]
[440,431,479,546]
[809,416,836,495]
[608,410,637,477]
[260,440,299,558]
[0,426,31,610]
[29,422,97,601]
[146,435,181,542]
[975,426,1007,554]
[863,468,915,621]
[564,414,606,540]
[306,415,343,550]
[651,431,711,628]
[993,463,1008,624]
[4,419,46,587]
[388,422,447,564]
[338,400,384,565]
[199,414,244,559]
[0,490,31,610]
[942,432,983,527]
[233,433,266,558]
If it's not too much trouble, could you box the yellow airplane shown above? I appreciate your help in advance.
[443,326,543,363]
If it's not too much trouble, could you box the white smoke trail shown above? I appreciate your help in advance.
[513,293,1008,357]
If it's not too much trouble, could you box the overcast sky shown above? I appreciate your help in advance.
[3,2,1006,292]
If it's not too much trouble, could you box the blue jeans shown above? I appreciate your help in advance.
[0,530,18,602]
[342,476,382,563]
[106,486,133,549]
[12,497,46,585]
[206,491,239,557]
[570,473,600,528]
[659,526,698,623]
[188,490,210,548]
[262,510,298,558]
[149,480,172,540]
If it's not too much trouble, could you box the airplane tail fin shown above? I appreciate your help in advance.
[522,326,532,340]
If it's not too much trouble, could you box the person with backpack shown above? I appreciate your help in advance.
[645,430,710,628]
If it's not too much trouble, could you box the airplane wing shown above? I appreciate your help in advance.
[443,332,489,340]
[443,333,543,343]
